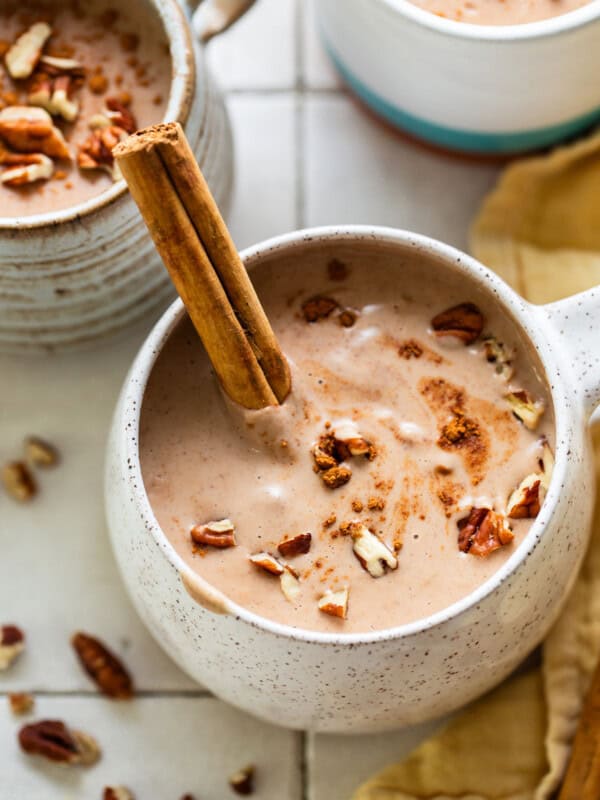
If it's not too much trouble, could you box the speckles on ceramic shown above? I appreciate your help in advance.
[105,226,599,733]
[0,0,233,352]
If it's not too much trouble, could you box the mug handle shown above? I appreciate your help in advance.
[188,0,257,42]
[538,285,600,416]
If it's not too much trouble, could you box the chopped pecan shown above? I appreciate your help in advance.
[505,390,545,430]
[277,532,312,558]
[77,125,127,181]
[280,566,301,602]
[104,788,134,800]
[39,54,85,76]
[5,22,52,79]
[482,336,514,380]
[338,309,357,328]
[28,73,80,122]
[105,97,137,134]
[24,435,59,467]
[320,465,352,489]
[88,71,108,94]
[318,587,349,619]
[0,625,25,670]
[9,692,34,715]
[2,461,37,502]
[431,302,484,345]
[0,151,53,186]
[18,720,101,765]
[311,435,339,471]
[71,632,133,699]
[506,474,544,519]
[350,523,398,577]
[190,519,236,549]
[229,764,255,795]
[333,423,375,460]
[301,295,338,322]
[0,106,71,160]
[457,508,514,556]
[248,552,284,576]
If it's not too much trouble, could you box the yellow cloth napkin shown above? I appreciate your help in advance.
[353,132,600,800]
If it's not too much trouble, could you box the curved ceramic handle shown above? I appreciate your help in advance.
[189,0,257,42]
[541,285,600,415]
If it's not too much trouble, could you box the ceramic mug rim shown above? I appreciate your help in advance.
[118,225,573,647]
[0,0,195,231]
[375,0,600,40]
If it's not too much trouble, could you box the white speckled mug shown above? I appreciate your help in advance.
[105,226,600,733]
[0,0,244,352]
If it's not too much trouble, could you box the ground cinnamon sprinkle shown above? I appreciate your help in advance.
[322,513,337,528]
[367,496,385,511]
[398,339,423,359]
[438,413,489,485]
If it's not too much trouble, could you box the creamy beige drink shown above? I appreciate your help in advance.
[0,0,170,217]
[140,248,554,634]
[408,0,590,24]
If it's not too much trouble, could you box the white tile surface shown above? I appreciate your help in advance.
[304,95,500,251]
[226,94,297,249]
[205,0,297,90]
[302,0,342,90]
[1,696,301,799]
[1,0,513,795]
[309,719,444,800]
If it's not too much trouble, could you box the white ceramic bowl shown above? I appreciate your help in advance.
[0,0,236,352]
[318,0,600,154]
[106,226,600,732]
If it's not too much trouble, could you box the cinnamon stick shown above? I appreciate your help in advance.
[114,123,291,410]
[558,655,600,799]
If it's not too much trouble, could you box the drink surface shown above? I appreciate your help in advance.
[140,250,554,634]
[406,0,590,24]
[0,0,170,218]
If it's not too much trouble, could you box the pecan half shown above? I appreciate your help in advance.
[457,508,514,556]
[190,519,236,549]
[0,149,53,186]
[350,523,398,577]
[505,390,545,431]
[2,461,37,502]
[0,106,70,160]
[229,764,255,795]
[248,552,284,576]
[506,474,544,519]
[0,625,25,670]
[25,435,59,467]
[301,295,338,322]
[77,125,128,181]
[5,22,52,79]
[71,632,133,699]
[18,720,101,765]
[104,788,134,800]
[318,587,349,619]
[277,532,312,558]
[9,692,34,715]
[431,302,484,345]
[280,566,301,602]
[482,336,514,380]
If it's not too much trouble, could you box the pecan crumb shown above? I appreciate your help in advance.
[1,625,25,670]
[431,302,484,345]
[301,295,338,322]
[320,465,352,489]
[9,692,34,715]
[88,72,108,94]
[229,764,255,795]
[438,414,480,448]
[367,496,385,511]
[338,309,357,328]
[322,513,337,528]
[71,632,133,699]
[24,435,59,467]
[398,339,423,359]
[457,508,513,556]
[2,461,37,502]
[351,499,364,513]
